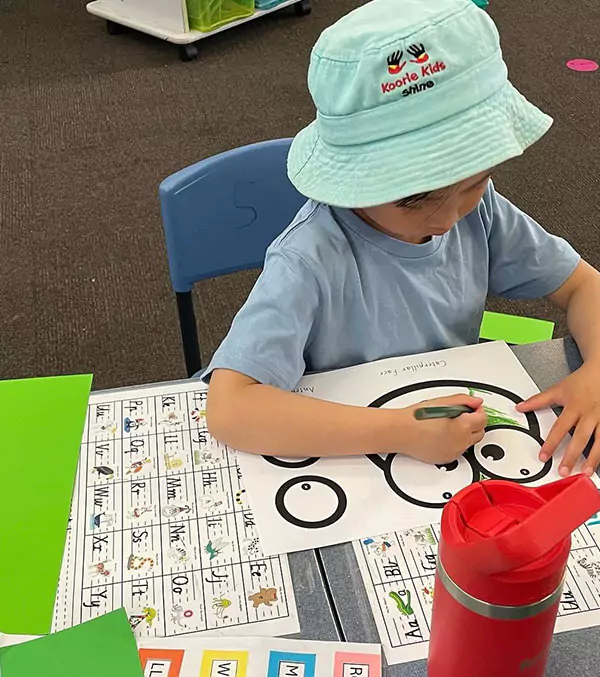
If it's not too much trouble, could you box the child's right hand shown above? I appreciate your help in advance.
[208,369,488,461]
[403,395,488,465]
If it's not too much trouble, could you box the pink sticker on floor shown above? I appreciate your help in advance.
[566,59,599,72]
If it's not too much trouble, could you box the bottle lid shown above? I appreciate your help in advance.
[442,474,600,575]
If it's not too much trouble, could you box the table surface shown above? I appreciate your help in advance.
[318,337,600,675]
[94,338,594,659]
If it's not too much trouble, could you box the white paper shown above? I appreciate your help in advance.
[52,382,299,638]
[354,512,600,664]
[236,342,584,555]
[0,634,39,648]
[137,635,382,677]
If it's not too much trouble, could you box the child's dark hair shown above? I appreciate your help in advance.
[395,188,448,210]
[396,171,493,209]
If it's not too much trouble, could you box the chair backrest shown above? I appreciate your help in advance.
[159,138,307,293]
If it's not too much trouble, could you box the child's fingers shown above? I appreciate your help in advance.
[583,427,600,477]
[540,408,578,460]
[459,407,488,433]
[516,387,560,413]
[559,417,596,477]
[471,428,486,443]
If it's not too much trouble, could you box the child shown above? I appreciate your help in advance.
[204,0,600,476]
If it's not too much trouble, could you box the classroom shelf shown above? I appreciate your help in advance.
[87,0,311,61]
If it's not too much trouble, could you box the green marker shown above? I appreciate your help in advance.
[414,405,474,420]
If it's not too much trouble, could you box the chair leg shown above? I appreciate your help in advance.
[176,291,202,377]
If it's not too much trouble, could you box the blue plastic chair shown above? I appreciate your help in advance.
[159,138,307,377]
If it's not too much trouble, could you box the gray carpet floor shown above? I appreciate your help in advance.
[0,0,598,389]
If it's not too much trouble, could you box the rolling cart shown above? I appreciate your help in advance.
[87,0,311,61]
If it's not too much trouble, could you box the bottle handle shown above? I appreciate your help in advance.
[459,474,600,574]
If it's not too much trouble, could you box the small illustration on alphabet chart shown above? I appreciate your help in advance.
[354,513,600,664]
[52,382,298,638]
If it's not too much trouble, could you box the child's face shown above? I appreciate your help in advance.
[357,171,492,244]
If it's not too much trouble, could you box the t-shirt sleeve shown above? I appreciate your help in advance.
[201,248,320,390]
[479,182,580,299]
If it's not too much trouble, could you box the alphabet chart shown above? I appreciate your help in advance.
[353,514,600,664]
[52,381,299,639]
[137,635,381,677]
[236,342,583,555]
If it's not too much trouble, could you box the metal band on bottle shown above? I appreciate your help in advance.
[436,559,564,621]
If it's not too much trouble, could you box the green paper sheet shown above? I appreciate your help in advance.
[479,311,554,345]
[0,374,92,635]
[0,609,143,677]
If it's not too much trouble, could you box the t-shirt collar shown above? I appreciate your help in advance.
[332,206,446,259]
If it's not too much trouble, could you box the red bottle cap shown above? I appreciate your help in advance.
[439,474,600,606]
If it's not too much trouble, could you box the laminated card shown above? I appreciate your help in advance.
[52,382,299,638]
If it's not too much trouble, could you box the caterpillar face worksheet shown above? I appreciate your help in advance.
[236,342,584,555]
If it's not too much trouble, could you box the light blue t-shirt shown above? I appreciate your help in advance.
[204,183,579,390]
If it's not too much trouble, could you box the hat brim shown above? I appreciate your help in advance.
[287,81,552,208]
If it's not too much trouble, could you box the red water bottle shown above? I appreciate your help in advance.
[428,474,600,677]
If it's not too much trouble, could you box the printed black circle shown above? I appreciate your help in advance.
[481,444,505,461]
[520,468,530,476]
[275,475,347,529]
[262,456,319,469]
[367,453,478,509]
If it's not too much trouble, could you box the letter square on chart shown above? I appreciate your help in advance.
[139,648,185,677]
[267,651,316,677]
[334,652,381,677]
[200,650,249,677]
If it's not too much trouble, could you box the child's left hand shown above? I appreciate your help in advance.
[516,362,600,477]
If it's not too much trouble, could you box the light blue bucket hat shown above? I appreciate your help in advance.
[288,0,553,208]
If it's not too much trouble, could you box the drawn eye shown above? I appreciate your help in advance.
[481,444,504,462]
[384,454,477,509]
[472,426,550,483]
[275,475,347,529]
[436,460,459,471]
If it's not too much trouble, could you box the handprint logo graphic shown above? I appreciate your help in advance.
[387,50,406,75]
[407,43,429,64]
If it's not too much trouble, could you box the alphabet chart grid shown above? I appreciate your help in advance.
[52,381,299,639]
[353,516,600,664]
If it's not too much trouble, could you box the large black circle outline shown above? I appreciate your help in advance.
[262,456,319,469]
[467,424,552,484]
[367,452,479,509]
[367,379,541,437]
[365,379,544,507]
[274,475,347,529]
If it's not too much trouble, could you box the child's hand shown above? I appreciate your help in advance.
[517,363,600,477]
[404,395,487,465]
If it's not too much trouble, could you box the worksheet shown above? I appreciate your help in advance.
[354,513,600,664]
[137,635,382,677]
[236,342,581,555]
[52,383,299,638]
